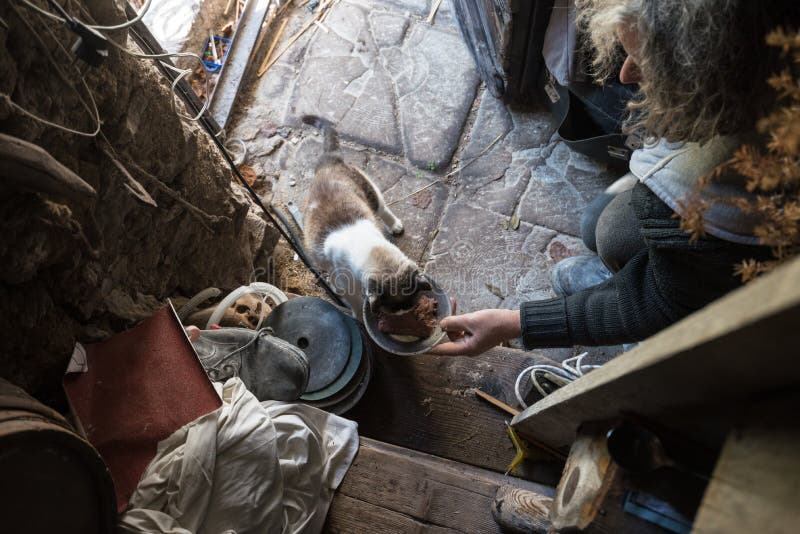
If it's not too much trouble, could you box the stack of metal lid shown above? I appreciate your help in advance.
[265,297,372,414]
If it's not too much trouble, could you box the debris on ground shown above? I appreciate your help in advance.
[486,283,506,299]
[238,164,257,186]
[272,240,325,297]
[411,188,433,209]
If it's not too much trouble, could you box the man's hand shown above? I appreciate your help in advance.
[430,309,521,356]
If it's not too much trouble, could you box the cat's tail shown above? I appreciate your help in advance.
[302,115,339,154]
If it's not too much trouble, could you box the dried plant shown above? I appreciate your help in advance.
[678,27,800,282]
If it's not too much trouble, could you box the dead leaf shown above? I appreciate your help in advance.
[510,215,520,230]
[239,165,257,186]
[548,241,572,262]
[486,283,506,299]
[412,188,433,209]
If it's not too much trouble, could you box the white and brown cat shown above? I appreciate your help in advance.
[302,116,430,319]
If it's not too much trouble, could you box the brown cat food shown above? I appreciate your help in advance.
[377,295,438,338]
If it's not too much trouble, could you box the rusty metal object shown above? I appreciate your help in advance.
[0,378,115,534]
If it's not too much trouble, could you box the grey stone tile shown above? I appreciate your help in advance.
[457,92,557,216]
[353,0,429,17]
[430,0,458,29]
[426,201,544,313]
[286,2,404,153]
[517,140,616,236]
[362,154,448,261]
[286,1,477,168]
[396,24,479,169]
[369,11,410,48]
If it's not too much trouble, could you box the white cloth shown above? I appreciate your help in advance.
[119,378,359,534]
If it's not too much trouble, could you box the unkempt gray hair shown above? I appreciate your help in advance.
[577,0,800,143]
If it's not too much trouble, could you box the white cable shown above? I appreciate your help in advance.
[513,352,599,410]
[17,0,211,125]
[0,74,102,137]
[89,0,153,31]
[21,0,154,31]
[104,38,212,122]
[514,365,539,411]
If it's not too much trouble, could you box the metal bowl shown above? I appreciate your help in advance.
[362,280,451,356]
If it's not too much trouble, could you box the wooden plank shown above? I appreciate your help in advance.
[346,346,566,475]
[327,438,553,534]
[692,394,800,534]
[325,494,460,533]
[492,486,551,533]
[512,256,800,448]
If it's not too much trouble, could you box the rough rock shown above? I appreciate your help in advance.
[0,0,278,396]
[456,92,557,215]
[517,140,617,235]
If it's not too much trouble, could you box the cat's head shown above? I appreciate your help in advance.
[365,251,432,315]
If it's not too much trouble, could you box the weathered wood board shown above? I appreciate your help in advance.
[346,346,566,477]
[692,394,800,534]
[324,437,554,534]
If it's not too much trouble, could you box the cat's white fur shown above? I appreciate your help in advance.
[319,221,412,318]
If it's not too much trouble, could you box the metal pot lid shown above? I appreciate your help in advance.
[265,297,351,392]
[301,314,362,401]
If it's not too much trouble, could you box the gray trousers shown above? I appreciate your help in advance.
[581,175,646,273]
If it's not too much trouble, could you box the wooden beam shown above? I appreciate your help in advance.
[346,346,567,475]
[325,437,553,533]
[324,494,459,534]
[692,394,800,534]
[512,256,800,449]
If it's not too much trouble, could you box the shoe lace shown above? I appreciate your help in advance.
[513,352,601,410]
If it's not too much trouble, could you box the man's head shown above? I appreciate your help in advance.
[578,0,800,143]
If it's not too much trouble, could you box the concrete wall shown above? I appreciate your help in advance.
[0,0,278,397]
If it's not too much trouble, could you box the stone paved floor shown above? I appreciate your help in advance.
[229,0,623,362]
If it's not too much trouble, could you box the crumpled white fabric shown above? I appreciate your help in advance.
[119,378,359,534]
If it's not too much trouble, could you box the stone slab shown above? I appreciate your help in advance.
[361,154,448,262]
[395,24,479,169]
[456,92,557,216]
[286,2,478,168]
[287,2,403,153]
[350,0,429,17]
[426,201,543,313]
[517,140,616,236]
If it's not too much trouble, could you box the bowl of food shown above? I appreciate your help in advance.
[362,279,451,356]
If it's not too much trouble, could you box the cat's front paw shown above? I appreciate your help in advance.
[391,220,404,236]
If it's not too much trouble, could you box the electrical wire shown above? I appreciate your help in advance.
[21,0,153,31]
[103,38,211,122]
[3,2,102,136]
[514,353,600,409]
[15,0,209,124]
[1,90,101,137]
